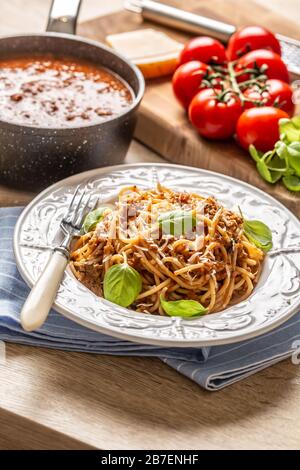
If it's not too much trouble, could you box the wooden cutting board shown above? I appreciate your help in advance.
[79,0,300,217]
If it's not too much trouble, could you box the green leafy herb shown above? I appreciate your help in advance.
[160,296,207,318]
[279,117,300,143]
[283,175,300,192]
[249,144,263,163]
[267,154,287,172]
[292,115,300,129]
[82,207,110,233]
[103,263,142,308]
[287,143,300,176]
[288,142,300,152]
[158,209,196,237]
[243,219,273,252]
[256,160,282,183]
[274,141,289,160]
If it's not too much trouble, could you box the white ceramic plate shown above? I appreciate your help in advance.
[14,163,300,347]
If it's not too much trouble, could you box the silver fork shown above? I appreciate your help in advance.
[21,185,92,332]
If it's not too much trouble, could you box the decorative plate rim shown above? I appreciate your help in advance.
[13,163,300,347]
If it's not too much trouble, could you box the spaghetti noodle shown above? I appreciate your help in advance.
[70,184,264,315]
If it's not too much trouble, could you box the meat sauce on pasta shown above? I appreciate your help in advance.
[70,184,264,316]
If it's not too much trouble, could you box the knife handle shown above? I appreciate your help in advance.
[125,0,236,42]
[20,250,68,332]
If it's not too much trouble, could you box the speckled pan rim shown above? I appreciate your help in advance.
[13,163,300,347]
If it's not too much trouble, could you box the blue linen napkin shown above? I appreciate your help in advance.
[1,206,299,390]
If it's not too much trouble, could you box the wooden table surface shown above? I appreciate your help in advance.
[1,0,300,450]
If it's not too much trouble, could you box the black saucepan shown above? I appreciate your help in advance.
[0,0,144,189]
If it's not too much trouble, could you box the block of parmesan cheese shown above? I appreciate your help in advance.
[106,28,184,79]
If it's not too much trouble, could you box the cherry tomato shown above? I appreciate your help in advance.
[172,61,210,109]
[227,26,281,61]
[244,79,295,116]
[236,49,289,83]
[179,37,227,65]
[188,88,243,140]
[236,106,289,152]
[243,86,269,108]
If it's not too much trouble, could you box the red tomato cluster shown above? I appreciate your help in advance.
[172,26,294,151]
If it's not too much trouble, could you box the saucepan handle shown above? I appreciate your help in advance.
[46,0,82,34]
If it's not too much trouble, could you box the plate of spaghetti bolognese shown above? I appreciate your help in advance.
[14,163,300,346]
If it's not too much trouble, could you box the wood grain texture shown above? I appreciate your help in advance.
[1,342,300,450]
[0,409,95,450]
[79,0,300,217]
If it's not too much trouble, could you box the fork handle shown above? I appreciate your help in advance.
[21,250,68,332]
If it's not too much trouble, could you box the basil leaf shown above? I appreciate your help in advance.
[158,209,196,237]
[289,142,300,152]
[256,160,282,183]
[243,219,273,252]
[82,207,109,233]
[287,146,300,176]
[287,146,300,158]
[292,116,300,129]
[279,118,300,144]
[269,172,283,183]
[249,116,300,189]
[103,263,142,307]
[283,175,300,192]
[267,154,286,171]
[160,296,207,318]
[275,141,289,160]
[249,144,263,163]
[256,160,272,182]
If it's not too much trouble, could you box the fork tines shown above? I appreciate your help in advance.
[65,185,92,230]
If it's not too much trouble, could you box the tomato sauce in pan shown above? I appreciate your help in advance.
[0,56,134,127]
